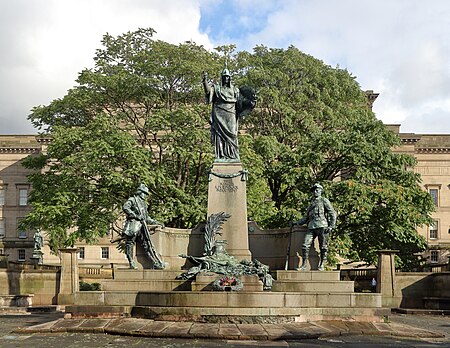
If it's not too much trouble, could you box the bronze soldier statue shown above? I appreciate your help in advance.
[293,183,336,271]
[122,184,165,269]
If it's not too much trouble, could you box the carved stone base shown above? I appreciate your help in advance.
[207,162,251,260]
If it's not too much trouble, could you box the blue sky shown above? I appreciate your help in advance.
[1,0,450,134]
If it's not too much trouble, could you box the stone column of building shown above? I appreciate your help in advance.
[207,162,251,260]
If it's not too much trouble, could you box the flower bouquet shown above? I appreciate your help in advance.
[212,275,243,291]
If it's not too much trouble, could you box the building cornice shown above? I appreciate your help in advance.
[0,147,40,154]
[416,147,450,154]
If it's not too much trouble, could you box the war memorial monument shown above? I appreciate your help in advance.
[59,66,388,323]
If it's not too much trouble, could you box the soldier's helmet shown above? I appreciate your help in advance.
[136,184,150,195]
[311,183,323,191]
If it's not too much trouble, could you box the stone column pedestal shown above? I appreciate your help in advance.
[58,248,79,304]
[31,250,44,266]
[207,162,251,260]
[376,249,399,307]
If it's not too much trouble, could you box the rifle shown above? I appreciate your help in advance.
[284,216,294,271]
[140,220,165,269]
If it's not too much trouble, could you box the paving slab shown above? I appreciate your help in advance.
[316,320,351,335]
[102,318,123,330]
[387,322,445,339]
[188,323,220,339]
[281,322,330,338]
[345,321,378,334]
[75,318,112,333]
[306,321,341,337]
[13,318,61,333]
[160,321,193,338]
[105,318,151,334]
[370,322,397,336]
[138,320,176,336]
[237,323,268,340]
[261,323,294,340]
[51,318,85,332]
[218,323,241,339]
[226,340,290,347]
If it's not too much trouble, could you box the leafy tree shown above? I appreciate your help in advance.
[236,45,434,269]
[23,28,221,252]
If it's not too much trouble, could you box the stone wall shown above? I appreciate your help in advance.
[394,272,450,308]
[0,267,60,305]
[133,222,318,271]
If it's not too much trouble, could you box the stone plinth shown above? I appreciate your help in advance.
[207,162,251,260]
[58,248,79,304]
[376,249,399,307]
[192,273,263,292]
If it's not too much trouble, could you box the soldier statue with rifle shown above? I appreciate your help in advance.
[292,183,336,271]
[121,183,165,269]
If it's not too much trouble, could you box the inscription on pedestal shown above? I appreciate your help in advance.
[215,179,238,193]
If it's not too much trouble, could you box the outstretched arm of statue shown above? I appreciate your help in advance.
[146,217,164,228]
[202,71,212,102]
[292,216,307,226]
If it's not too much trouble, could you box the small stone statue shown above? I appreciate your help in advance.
[292,183,336,271]
[32,229,44,265]
[33,229,44,251]
[203,65,256,161]
[121,183,165,269]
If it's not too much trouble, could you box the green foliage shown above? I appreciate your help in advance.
[235,45,434,270]
[22,29,434,270]
[23,28,218,253]
[79,281,102,291]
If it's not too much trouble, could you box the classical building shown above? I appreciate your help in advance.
[1,122,450,267]
[0,134,127,266]
[388,125,450,264]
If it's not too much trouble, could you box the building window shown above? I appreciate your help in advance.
[18,249,26,261]
[101,247,109,259]
[78,247,85,259]
[0,187,5,206]
[19,188,28,206]
[0,219,5,238]
[17,218,26,238]
[430,220,438,239]
[428,188,439,206]
[430,250,439,263]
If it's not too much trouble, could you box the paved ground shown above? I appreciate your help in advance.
[2,310,450,347]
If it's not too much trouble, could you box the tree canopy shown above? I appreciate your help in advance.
[22,28,434,269]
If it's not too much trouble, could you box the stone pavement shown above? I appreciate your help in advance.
[14,317,445,341]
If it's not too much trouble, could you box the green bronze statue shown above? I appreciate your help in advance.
[121,184,165,269]
[292,183,336,271]
[203,66,256,161]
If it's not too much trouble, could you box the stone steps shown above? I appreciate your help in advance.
[114,269,182,280]
[102,279,191,291]
[272,280,354,292]
[65,304,390,322]
[275,270,340,281]
[72,290,382,308]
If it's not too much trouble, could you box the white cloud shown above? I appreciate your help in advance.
[0,0,211,133]
[217,0,450,134]
[2,0,450,134]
